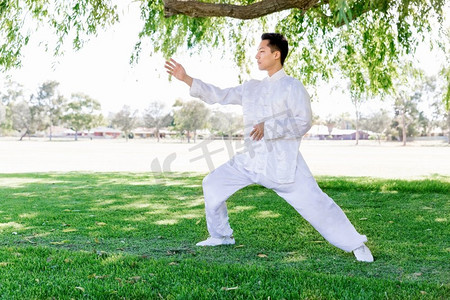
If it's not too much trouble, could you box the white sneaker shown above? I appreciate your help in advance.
[353,244,374,262]
[196,236,235,246]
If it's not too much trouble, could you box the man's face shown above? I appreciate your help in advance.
[255,40,280,71]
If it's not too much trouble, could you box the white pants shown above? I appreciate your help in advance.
[201,154,367,252]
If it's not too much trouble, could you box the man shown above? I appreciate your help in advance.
[164,33,374,262]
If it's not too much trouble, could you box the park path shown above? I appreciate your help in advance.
[0,138,449,179]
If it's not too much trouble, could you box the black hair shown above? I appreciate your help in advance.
[261,33,289,66]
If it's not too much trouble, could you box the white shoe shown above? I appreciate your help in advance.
[196,236,235,246]
[353,244,374,262]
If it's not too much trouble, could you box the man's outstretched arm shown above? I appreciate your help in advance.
[164,58,193,87]
[164,58,244,106]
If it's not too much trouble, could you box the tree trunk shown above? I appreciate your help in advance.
[401,109,407,146]
[19,130,28,141]
[447,110,450,144]
[156,127,160,142]
[327,125,333,136]
[194,130,197,143]
[75,130,78,141]
[49,125,53,141]
[187,130,191,143]
[355,108,359,146]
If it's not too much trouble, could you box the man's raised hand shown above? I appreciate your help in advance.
[164,58,193,87]
[164,58,185,80]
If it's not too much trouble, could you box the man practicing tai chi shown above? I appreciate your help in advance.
[164,33,374,262]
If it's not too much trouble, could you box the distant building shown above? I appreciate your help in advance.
[306,125,372,140]
[132,127,154,138]
[131,127,179,139]
[47,126,77,138]
[305,125,330,139]
[86,127,122,138]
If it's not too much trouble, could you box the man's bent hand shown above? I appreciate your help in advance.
[164,58,193,87]
[250,122,264,141]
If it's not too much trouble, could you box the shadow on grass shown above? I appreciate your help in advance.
[0,172,449,286]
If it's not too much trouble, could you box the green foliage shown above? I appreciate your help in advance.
[143,101,173,141]
[34,81,67,138]
[138,0,445,94]
[209,110,243,137]
[444,78,450,110]
[132,0,445,95]
[111,105,139,140]
[7,81,66,138]
[0,80,24,132]
[0,172,448,298]
[0,80,106,139]
[441,65,450,112]
[430,27,449,141]
[1,1,446,99]
[360,109,392,139]
[0,102,6,128]
[143,101,172,129]
[63,93,102,139]
[0,0,118,69]
[389,61,431,143]
[133,0,223,60]
[173,99,210,142]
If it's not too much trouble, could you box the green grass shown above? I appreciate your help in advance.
[0,172,448,299]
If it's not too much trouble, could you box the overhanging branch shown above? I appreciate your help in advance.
[163,0,320,19]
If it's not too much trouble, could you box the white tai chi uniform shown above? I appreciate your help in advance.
[190,69,367,252]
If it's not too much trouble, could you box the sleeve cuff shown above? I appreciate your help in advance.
[189,78,200,98]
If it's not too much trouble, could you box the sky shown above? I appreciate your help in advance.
[1,1,448,120]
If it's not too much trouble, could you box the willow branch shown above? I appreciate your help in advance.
[163,0,320,19]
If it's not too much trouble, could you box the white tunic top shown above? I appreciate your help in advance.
[190,69,312,184]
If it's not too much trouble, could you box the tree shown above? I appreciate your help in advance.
[338,30,376,145]
[63,93,102,141]
[390,61,426,146]
[323,114,337,136]
[335,82,367,145]
[360,109,392,143]
[438,27,450,143]
[441,66,450,142]
[0,80,26,133]
[10,100,40,140]
[33,81,67,141]
[425,73,450,143]
[11,101,31,139]
[0,1,118,70]
[143,101,172,142]
[0,102,6,131]
[311,112,321,125]
[112,105,138,141]
[335,112,353,130]
[1,80,25,105]
[209,110,243,139]
[173,100,209,143]
[0,1,446,98]
[392,91,421,145]
[431,97,450,143]
[417,111,430,137]
[350,92,364,145]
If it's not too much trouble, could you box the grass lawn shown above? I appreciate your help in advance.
[0,172,448,299]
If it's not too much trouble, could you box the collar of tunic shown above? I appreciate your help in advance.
[264,68,287,83]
